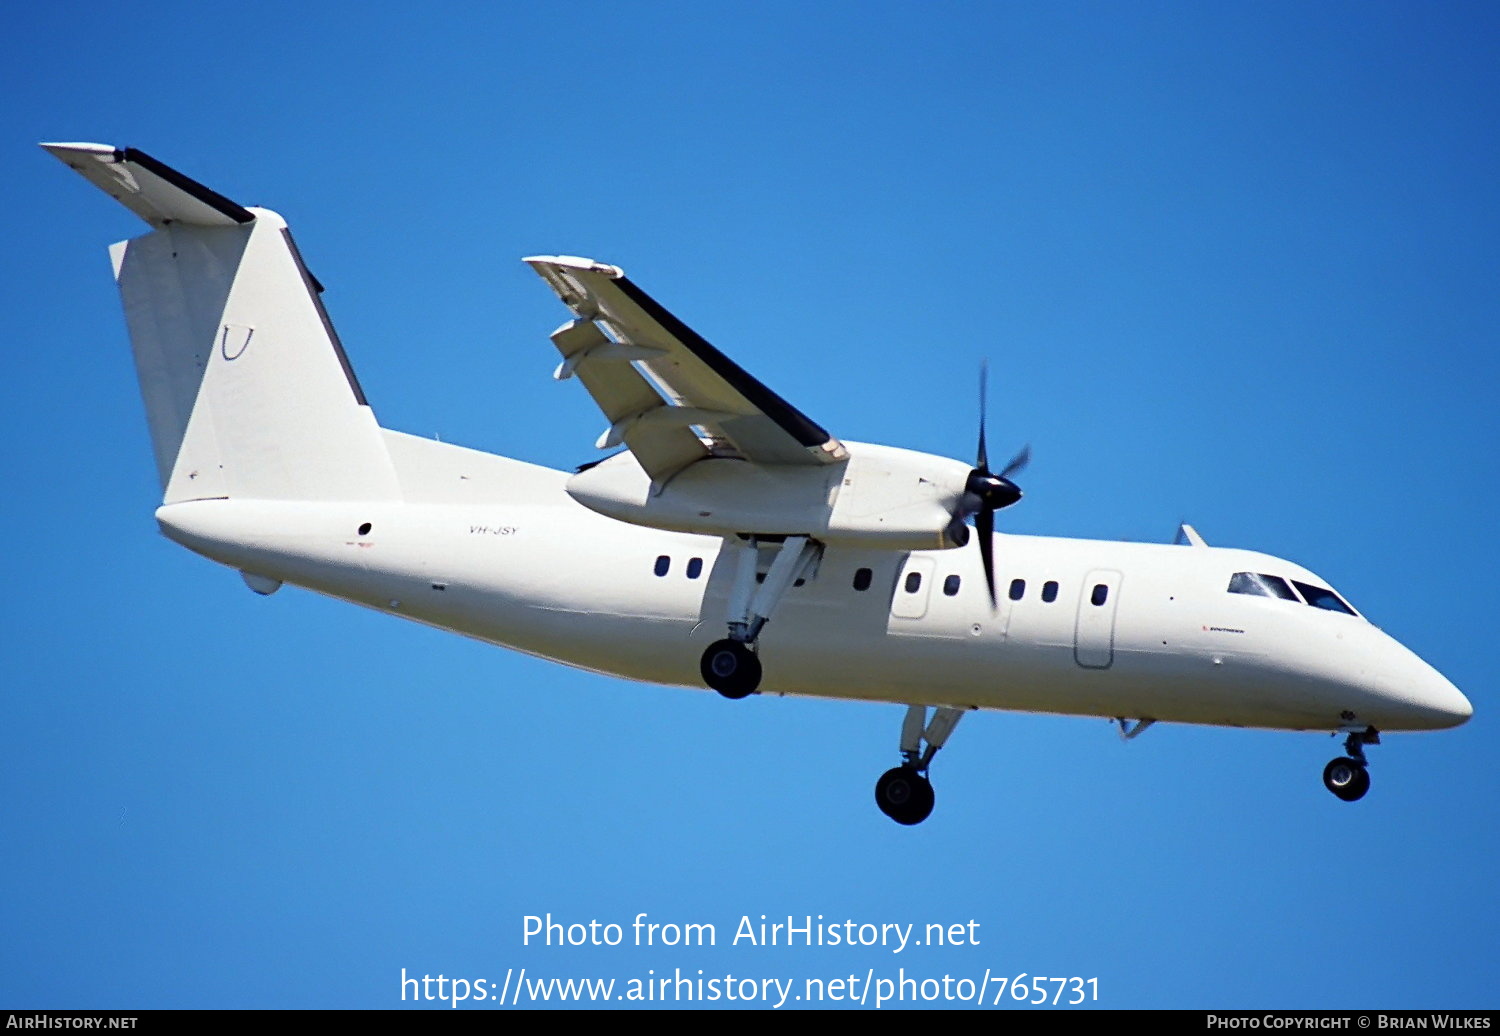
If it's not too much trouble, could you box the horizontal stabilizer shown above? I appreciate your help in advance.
[42,143,254,227]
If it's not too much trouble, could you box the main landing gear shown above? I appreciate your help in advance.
[700,535,822,700]
[1322,727,1378,802]
[875,705,966,825]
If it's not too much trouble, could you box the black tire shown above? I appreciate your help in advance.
[1322,757,1371,802]
[875,766,936,825]
[700,639,761,699]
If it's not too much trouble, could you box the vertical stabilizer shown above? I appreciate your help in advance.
[46,144,399,504]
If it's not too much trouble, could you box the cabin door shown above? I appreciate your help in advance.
[1074,569,1122,668]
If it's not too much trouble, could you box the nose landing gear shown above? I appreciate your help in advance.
[874,705,968,825]
[700,639,760,700]
[1322,727,1378,802]
[876,765,935,826]
[1322,757,1370,801]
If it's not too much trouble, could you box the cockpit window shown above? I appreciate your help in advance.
[1228,572,1298,600]
[1292,580,1356,615]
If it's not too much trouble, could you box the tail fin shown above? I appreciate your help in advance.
[45,143,399,504]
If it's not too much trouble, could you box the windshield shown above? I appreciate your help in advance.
[1291,580,1356,615]
[1228,572,1359,616]
[1227,572,1298,600]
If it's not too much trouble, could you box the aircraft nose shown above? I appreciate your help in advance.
[1403,656,1473,729]
[1362,632,1472,730]
[1425,670,1473,728]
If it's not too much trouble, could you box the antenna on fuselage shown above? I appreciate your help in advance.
[1175,522,1208,547]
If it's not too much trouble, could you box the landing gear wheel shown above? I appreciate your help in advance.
[1322,757,1371,802]
[875,766,935,825]
[700,639,761,699]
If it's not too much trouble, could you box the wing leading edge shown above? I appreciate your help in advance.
[527,256,846,483]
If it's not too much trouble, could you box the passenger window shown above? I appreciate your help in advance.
[654,555,670,577]
[905,572,922,593]
[943,574,961,597]
[686,557,703,580]
[1091,583,1109,606]
[1009,578,1025,601]
[853,567,873,591]
[1292,580,1356,615]
[1042,580,1058,603]
[1228,572,1297,600]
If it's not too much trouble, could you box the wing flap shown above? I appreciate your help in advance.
[549,318,709,480]
[527,256,845,477]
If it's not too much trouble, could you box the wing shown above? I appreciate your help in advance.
[526,256,846,483]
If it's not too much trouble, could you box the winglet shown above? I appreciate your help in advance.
[42,142,255,227]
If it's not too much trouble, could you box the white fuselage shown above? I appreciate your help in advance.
[153,430,1471,736]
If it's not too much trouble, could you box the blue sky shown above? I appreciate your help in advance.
[5,0,1498,1010]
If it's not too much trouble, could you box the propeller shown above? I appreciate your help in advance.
[949,362,1029,608]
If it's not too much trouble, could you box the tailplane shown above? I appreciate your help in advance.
[45,143,399,504]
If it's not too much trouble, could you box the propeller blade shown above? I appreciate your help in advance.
[957,358,1023,592]
[998,443,1031,482]
[975,360,990,474]
[976,506,996,609]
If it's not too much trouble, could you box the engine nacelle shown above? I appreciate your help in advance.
[566,440,973,550]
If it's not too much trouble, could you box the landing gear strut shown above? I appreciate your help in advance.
[700,535,822,699]
[874,705,966,825]
[1322,727,1378,802]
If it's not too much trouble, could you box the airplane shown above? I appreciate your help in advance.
[45,142,1473,825]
